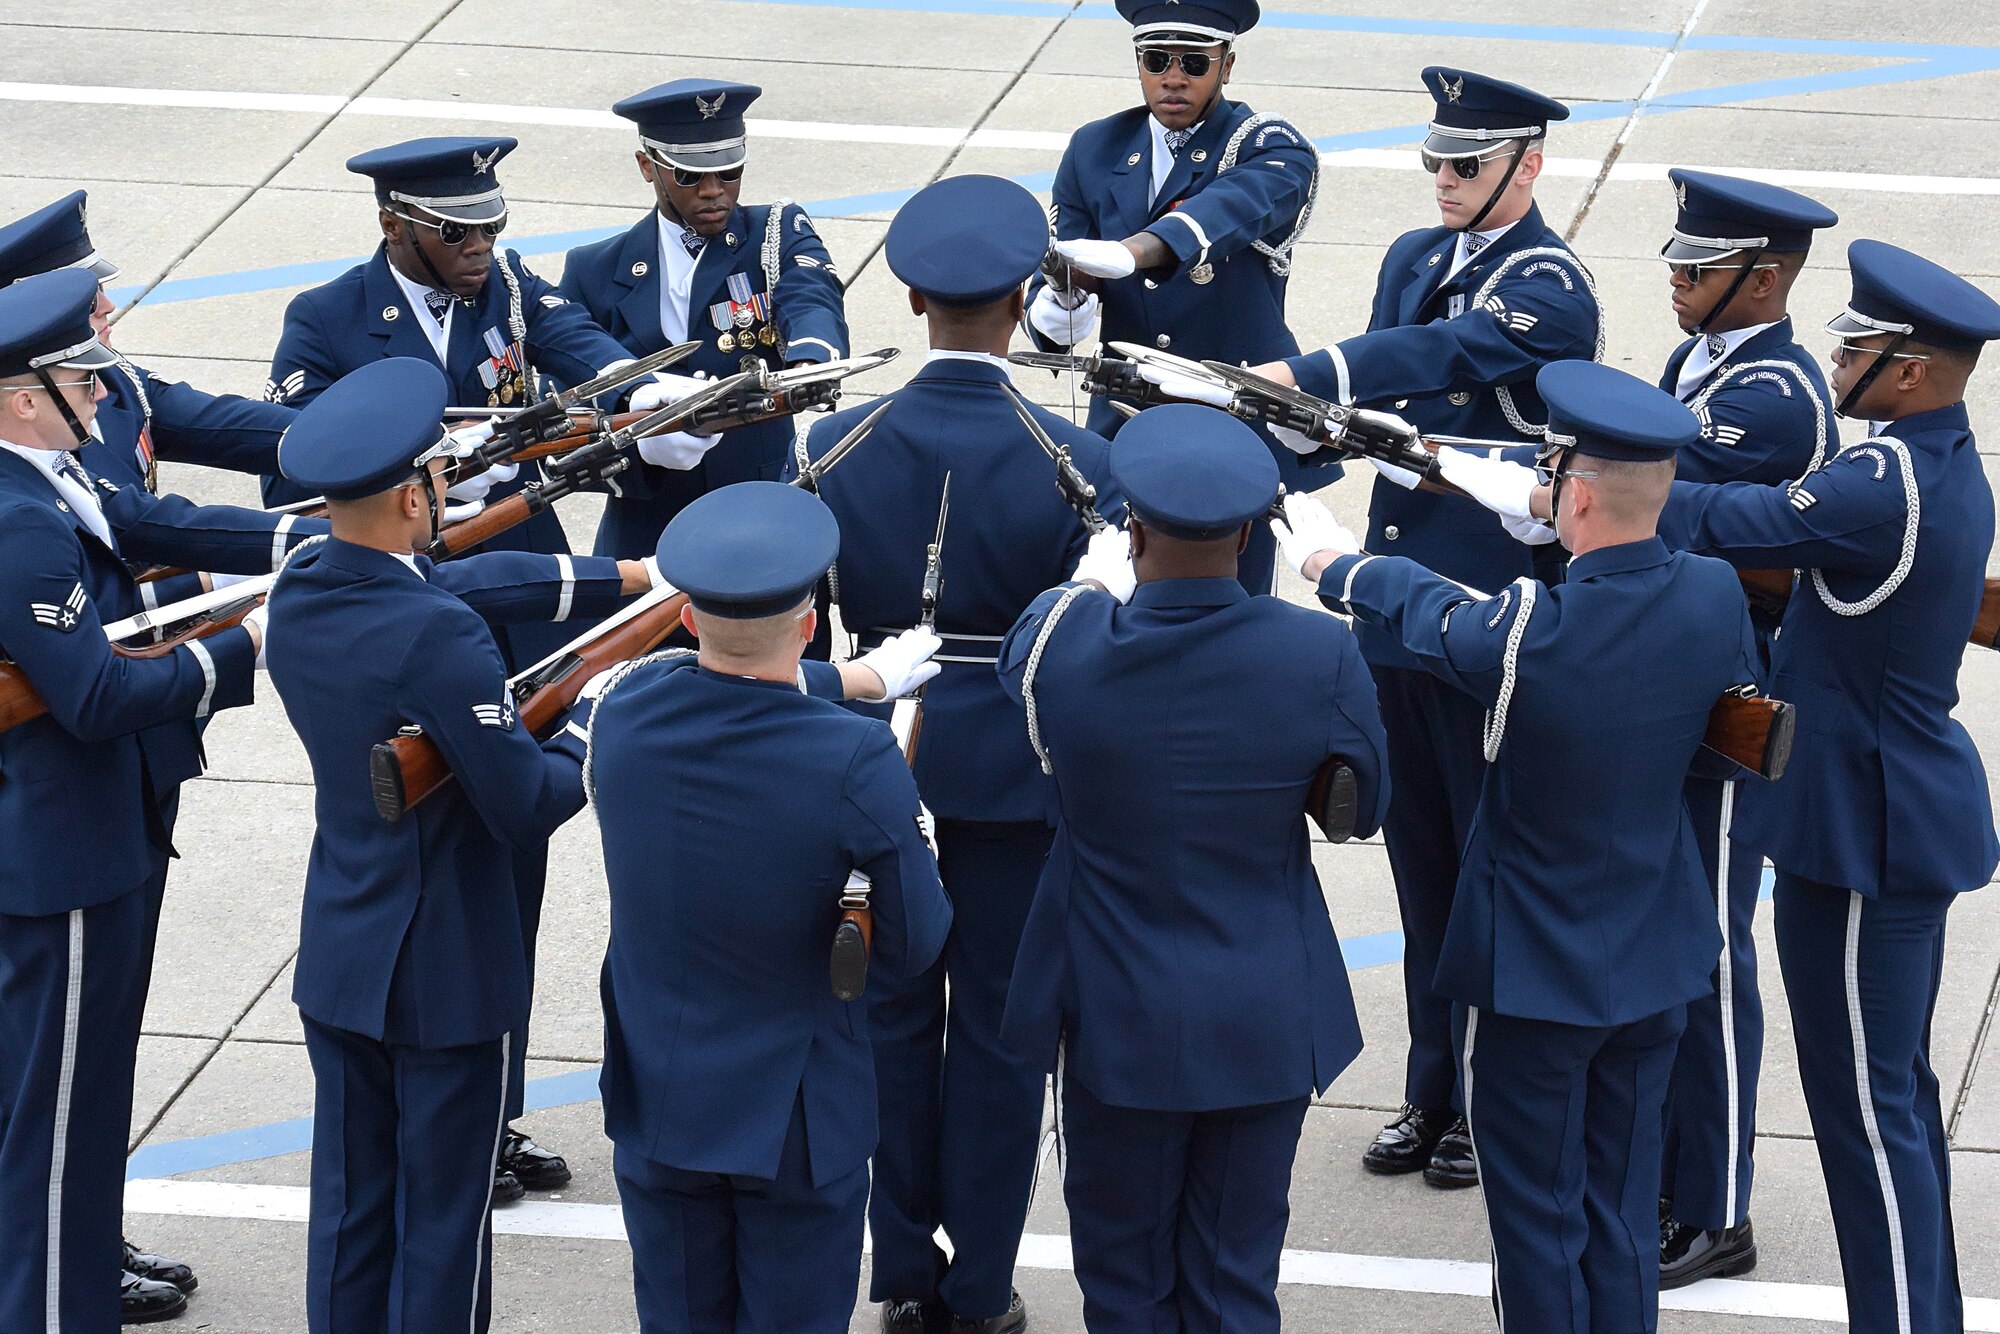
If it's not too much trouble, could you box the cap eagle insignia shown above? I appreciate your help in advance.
[696,92,726,120]
[470,146,501,175]
[1676,181,1689,208]
[1439,73,1464,103]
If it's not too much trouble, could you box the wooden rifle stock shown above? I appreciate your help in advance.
[1307,758,1361,842]
[1976,576,2000,651]
[1703,690,1796,781]
[368,590,691,821]
[0,601,260,735]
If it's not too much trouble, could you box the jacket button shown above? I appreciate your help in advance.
[1384,525,1401,540]
[1144,278,1158,290]
[1156,334,1171,349]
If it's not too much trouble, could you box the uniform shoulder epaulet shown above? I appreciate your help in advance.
[1216,112,1317,277]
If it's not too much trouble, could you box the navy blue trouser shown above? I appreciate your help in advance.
[1375,665,1487,1112]
[1458,1002,1687,1334]
[505,843,547,1125]
[1661,778,1764,1230]
[615,1097,868,1333]
[1060,1075,1308,1334]
[0,875,158,1334]
[301,1016,510,1334]
[868,818,1051,1319]
[1774,874,1960,1334]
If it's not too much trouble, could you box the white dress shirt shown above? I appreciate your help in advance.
[0,438,113,547]
[655,210,705,346]
[924,349,1016,379]
[1673,320,1777,401]
[1148,116,1204,205]
[1447,219,1518,284]
[387,262,455,365]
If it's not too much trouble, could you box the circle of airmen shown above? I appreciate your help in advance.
[0,3,1992,1332]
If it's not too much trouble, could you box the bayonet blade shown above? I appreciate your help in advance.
[553,341,701,409]
[797,398,893,487]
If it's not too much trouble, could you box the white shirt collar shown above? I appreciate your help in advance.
[0,437,113,547]
[1447,219,1516,281]
[654,209,705,346]
[924,349,1015,378]
[386,261,454,365]
[389,551,424,578]
[1148,115,1203,204]
[1672,320,1777,401]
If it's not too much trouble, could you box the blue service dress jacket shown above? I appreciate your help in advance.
[1661,318,1833,487]
[1284,203,1601,669]
[1321,538,1762,1026]
[267,539,592,1050]
[791,355,1115,824]
[560,202,849,557]
[1657,402,1999,900]
[92,354,293,490]
[1031,100,1318,427]
[0,451,324,917]
[583,658,950,1185]
[261,244,632,550]
[995,576,1389,1111]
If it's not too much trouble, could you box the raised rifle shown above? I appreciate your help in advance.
[832,469,948,1004]
[1002,386,1109,533]
[368,398,894,821]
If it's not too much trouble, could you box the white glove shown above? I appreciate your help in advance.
[1502,510,1561,546]
[852,627,944,700]
[1269,491,1360,576]
[1270,423,1321,457]
[1137,363,1233,408]
[628,371,714,415]
[1028,284,1100,346]
[446,419,497,450]
[441,499,485,524]
[1071,526,1137,604]
[209,570,263,592]
[637,429,723,471]
[1434,446,1542,522]
[1366,456,1423,490]
[243,602,269,671]
[640,555,668,589]
[444,461,517,504]
[1052,238,1137,280]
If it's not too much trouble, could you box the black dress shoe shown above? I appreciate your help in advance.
[124,1239,197,1294]
[1363,1104,1456,1176]
[120,1272,187,1324]
[949,1288,1027,1333]
[500,1128,572,1191]
[1422,1117,1478,1189]
[880,1297,946,1333]
[492,1167,526,1205]
[1660,1217,1757,1289]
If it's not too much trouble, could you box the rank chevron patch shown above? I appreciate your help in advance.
[30,581,87,632]
[472,697,517,731]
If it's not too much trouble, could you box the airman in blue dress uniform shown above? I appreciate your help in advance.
[1649,169,1839,1289]
[0,270,321,1331]
[1027,0,1328,591]
[578,481,950,1333]
[997,405,1388,1332]
[792,174,1113,1334]
[1647,242,1999,1334]
[265,358,606,1334]
[0,191,295,497]
[1279,360,1762,1334]
[559,79,850,559]
[263,136,642,673]
[1255,68,1602,1187]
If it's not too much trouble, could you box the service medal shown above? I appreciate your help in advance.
[487,390,499,406]
[500,380,516,405]
[1190,263,1214,285]
[709,301,735,333]
[718,332,736,353]
[759,325,776,347]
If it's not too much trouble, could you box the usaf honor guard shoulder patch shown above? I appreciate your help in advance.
[472,696,517,731]
[31,581,87,632]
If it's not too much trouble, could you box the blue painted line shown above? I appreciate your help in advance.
[722,0,2000,60]
[129,867,1785,1179]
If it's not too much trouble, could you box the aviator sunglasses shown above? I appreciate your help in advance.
[401,212,507,247]
[670,164,747,188]
[1138,48,1217,77]
[1420,144,1518,180]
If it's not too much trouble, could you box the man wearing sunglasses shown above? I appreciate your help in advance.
[1026,0,1320,591]
[1247,67,1600,1193]
[264,134,654,1207]
[559,79,849,560]
[1446,241,2000,1334]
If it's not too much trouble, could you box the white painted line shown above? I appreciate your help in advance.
[121,1177,2000,1327]
[2,79,1997,195]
